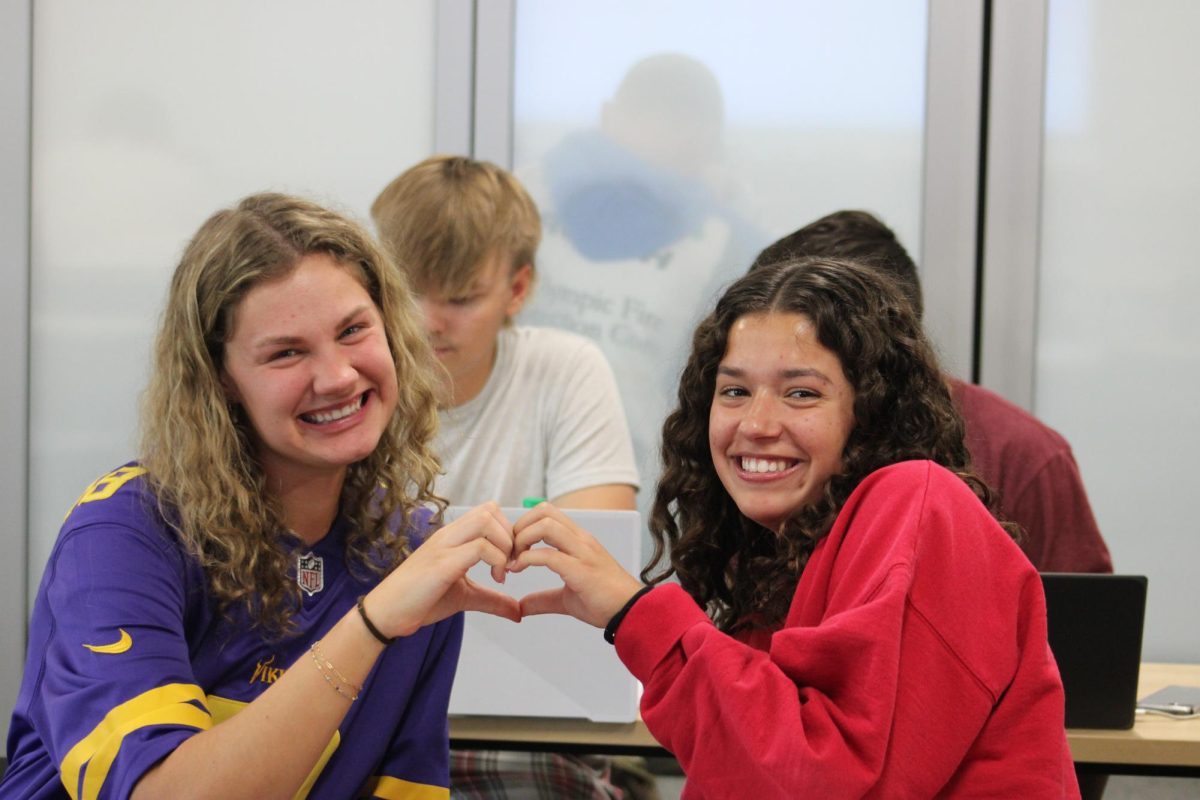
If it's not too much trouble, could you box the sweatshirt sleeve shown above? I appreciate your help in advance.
[613,461,1058,799]
[614,573,911,798]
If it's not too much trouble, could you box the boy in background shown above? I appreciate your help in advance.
[372,155,644,800]
[373,155,637,513]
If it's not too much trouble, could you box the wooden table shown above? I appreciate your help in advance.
[1069,662,1200,777]
[449,662,1200,776]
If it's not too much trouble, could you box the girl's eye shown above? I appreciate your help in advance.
[340,323,365,338]
[269,348,299,362]
[449,295,476,306]
[718,386,749,398]
[787,388,819,400]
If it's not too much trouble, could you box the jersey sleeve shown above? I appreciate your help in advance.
[26,506,212,799]
[358,613,464,799]
[543,338,640,500]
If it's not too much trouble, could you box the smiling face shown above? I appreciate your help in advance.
[416,252,532,406]
[709,311,856,532]
[221,252,398,491]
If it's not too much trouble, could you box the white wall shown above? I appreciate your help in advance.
[27,0,438,598]
[0,0,32,748]
[1036,0,1200,662]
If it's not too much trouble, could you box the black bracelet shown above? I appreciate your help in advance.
[356,595,396,646]
[603,585,654,645]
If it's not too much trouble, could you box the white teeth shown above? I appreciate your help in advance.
[304,395,364,424]
[740,457,792,473]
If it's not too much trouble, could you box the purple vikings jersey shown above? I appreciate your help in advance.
[2,465,463,800]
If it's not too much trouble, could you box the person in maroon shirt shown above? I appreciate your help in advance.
[748,210,1112,574]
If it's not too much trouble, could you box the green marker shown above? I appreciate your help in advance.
[522,497,546,508]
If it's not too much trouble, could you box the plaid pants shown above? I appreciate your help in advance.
[449,749,627,800]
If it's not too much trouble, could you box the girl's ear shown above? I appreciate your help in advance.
[220,371,242,403]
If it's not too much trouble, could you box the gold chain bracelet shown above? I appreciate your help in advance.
[310,641,361,702]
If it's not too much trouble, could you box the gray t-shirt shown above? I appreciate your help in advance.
[435,325,639,506]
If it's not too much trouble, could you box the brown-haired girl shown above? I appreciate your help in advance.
[513,257,1078,798]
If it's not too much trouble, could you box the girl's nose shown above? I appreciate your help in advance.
[741,393,782,438]
[312,349,357,397]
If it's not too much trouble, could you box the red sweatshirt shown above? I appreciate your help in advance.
[616,460,1079,798]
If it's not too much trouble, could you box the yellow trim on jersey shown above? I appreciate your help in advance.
[206,693,342,800]
[59,683,211,800]
[80,703,212,800]
[359,776,449,800]
[65,466,148,520]
[204,693,248,725]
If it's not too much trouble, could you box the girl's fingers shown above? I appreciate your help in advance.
[474,502,517,557]
[511,545,572,577]
[432,508,517,579]
[460,578,522,622]
[512,517,586,559]
[519,587,567,618]
[408,536,510,590]
[462,537,511,577]
[481,501,510,526]
[482,518,516,560]
[513,502,573,535]
[439,503,513,552]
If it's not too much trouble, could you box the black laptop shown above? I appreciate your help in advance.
[1040,573,1148,729]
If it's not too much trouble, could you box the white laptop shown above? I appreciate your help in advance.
[443,506,643,723]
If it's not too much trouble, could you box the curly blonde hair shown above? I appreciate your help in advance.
[140,192,444,634]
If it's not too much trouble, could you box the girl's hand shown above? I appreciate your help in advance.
[510,503,643,628]
[364,502,521,638]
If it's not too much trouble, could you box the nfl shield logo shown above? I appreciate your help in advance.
[297,552,324,596]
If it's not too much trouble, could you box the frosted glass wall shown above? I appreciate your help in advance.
[510,0,930,547]
[1038,0,1200,660]
[28,0,437,595]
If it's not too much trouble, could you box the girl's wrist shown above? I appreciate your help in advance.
[354,592,414,646]
[355,595,397,646]
[604,584,654,644]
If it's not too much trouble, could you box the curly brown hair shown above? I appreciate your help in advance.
[644,257,1013,633]
[140,192,444,635]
